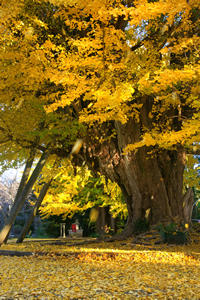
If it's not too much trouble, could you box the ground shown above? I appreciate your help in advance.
[0,234,200,300]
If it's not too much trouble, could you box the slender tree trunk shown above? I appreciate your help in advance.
[110,215,116,233]
[96,207,116,236]
[16,180,52,243]
[17,157,61,243]
[14,147,37,205]
[182,188,194,222]
[96,207,107,236]
[3,147,37,243]
[0,146,53,245]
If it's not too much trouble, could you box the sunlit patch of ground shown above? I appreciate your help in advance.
[0,237,200,299]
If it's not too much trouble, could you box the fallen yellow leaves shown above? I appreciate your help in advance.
[0,239,200,299]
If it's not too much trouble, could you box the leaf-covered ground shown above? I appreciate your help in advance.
[0,234,200,299]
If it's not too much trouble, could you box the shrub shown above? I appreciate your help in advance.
[157,222,188,245]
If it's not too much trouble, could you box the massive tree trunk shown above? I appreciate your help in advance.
[82,118,192,237]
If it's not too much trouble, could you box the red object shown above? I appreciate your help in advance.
[71,224,77,232]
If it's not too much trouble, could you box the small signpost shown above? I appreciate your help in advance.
[60,223,66,238]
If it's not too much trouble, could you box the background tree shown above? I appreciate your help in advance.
[0,174,19,231]
[0,0,84,244]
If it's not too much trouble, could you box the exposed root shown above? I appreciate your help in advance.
[1,230,199,257]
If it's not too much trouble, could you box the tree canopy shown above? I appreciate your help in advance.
[1,0,199,153]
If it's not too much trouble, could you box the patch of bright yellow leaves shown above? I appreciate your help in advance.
[0,239,200,299]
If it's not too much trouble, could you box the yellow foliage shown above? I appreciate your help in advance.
[1,237,200,299]
[0,0,200,152]
[183,155,199,189]
[38,162,92,218]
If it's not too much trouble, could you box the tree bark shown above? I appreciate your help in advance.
[3,147,37,243]
[95,207,117,236]
[17,157,61,243]
[14,147,37,205]
[0,146,53,245]
[182,188,194,223]
[96,207,108,236]
[82,117,191,236]
[16,180,52,243]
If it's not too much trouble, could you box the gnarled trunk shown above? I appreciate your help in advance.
[82,119,192,236]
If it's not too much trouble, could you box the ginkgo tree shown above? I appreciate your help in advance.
[42,0,200,234]
[0,0,200,239]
